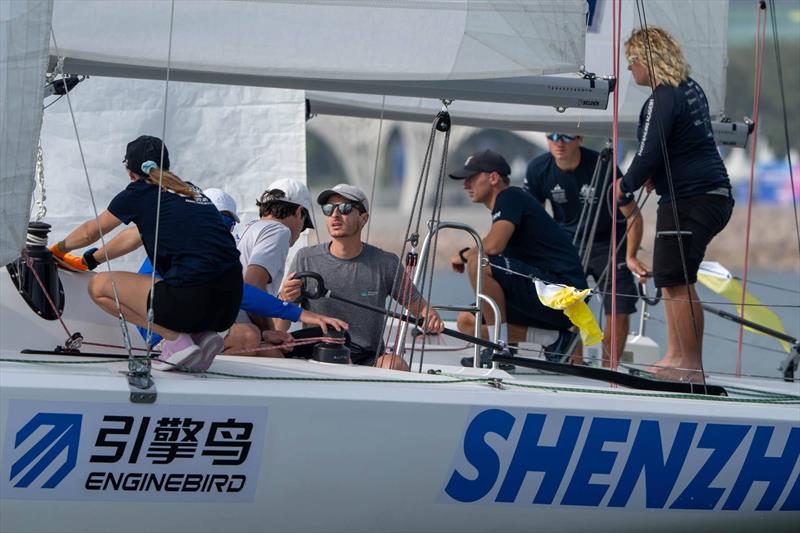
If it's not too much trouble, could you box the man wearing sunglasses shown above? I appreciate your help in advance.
[450,149,588,359]
[225,178,317,355]
[277,183,444,370]
[525,133,641,366]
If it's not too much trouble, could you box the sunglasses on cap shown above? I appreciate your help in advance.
[321,202,364,217]
[546,133,576,143]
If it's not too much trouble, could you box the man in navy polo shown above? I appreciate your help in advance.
[526,133,642,366]
[449,149,587,361]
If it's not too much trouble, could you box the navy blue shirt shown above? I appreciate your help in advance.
[525,147,624,242]
[621,78,730,203]
[492,187,587,288]
[107,179,240,285]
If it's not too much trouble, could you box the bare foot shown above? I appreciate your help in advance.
[646,364,705,384]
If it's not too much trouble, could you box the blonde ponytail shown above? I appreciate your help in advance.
[144,167,198,199]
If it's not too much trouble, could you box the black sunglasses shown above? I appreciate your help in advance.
[321,202,364,216]
[546,133,576,143]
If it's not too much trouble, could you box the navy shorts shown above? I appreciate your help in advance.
[585,242,638,315]
[653,193,733,288]
[149,266,243,333]
[487,255,576,331]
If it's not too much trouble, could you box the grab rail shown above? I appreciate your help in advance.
[397,220,500,368]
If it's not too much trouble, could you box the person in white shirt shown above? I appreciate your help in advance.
[225,178,315,356]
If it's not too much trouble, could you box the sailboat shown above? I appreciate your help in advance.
[2,1,798,532]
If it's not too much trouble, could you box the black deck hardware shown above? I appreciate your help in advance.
[294,271,729,396]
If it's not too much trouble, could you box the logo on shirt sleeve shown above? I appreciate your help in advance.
[492,211,502,221]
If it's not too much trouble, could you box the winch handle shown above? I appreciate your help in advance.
[294,271,327,300]
[635,274,661,306]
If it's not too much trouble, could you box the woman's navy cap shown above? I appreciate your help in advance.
[449,149,511,179]
[125,135,170,176]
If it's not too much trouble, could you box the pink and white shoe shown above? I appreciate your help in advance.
[190,331,224,371]
[152,333,201,371]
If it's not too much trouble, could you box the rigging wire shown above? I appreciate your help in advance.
[48,28,134,361]
[610,0,622,369]
[379,115,440,360]
[767,0,800,262]
[43,93,65,110]
[412,111,451,372]
[592,186,650,293]
[578,147,614,273]
[486,258,800,308]
[364,95,386,245]
[572,144,608,258]
[589,179,798,300]
[634,0,708,390]
[647,314,790,356]
[736,0,769,375]
[732,275,800,294]
[143,0,177,366]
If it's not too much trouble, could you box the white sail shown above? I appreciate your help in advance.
[307,0,730,138]
[38,79,306,245]
[0,0,53,265]
[4,0,590,263]
[49,0,587,103]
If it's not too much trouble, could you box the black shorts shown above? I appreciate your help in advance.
[149,266,243,333]
[585,242,638,315]
[487,255,575,331]
[653,193,734,288]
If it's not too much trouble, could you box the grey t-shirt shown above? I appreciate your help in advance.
[288,243,421,355]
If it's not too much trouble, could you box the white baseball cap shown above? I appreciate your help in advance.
[317,183,369,213]
[203,188,240,222]
[260,178,314,229]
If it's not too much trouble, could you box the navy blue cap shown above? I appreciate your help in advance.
[125,135,170,177]
[449,149,511,179]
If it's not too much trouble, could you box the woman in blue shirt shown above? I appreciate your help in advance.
[50,136,243,371]
[615,28,734,381]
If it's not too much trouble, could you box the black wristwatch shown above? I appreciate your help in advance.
[458,247,471,263]
[82,248,100,270]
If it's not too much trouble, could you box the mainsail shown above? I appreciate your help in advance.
[307,0,730,138]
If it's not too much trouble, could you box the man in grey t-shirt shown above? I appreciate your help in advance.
[278,184,443,370]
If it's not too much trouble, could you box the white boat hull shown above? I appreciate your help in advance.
[1,270,798,532]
